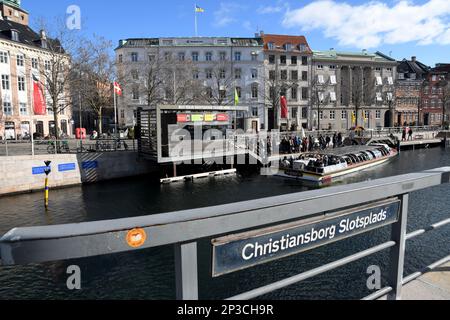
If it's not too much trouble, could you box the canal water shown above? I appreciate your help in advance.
[0,148,449,300]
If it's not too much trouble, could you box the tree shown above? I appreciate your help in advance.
[34,19,77,140]
[75,36,115,134]
[202,59,238,106]
[310,75,325,130]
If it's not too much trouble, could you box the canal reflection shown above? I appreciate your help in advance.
[0,148,449,299]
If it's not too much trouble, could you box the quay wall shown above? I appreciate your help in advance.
[0,152,157,196]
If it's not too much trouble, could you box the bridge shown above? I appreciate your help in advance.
[1,167,449,300]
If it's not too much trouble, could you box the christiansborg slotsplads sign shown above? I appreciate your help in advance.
[212,199,400,277]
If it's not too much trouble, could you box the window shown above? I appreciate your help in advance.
[251,52,258,61]
[302,71,308,81]
[19,103,27,115]
[0,51,8,63]
[132,87,139,100]
[206,87,213,99]
[387,92,393,101]
[376,92,383,102]
[376,76,383,86]
[376,110,381,119]
[302,56,308,66]
[11,30,19,41]
[235,87,242,98]
[318,92,325,103]
[149,55,155,62]
[291,71,298,81]
[219,69,226,79]
[302,87,309,100]
[291,56,297,65]
[375,67,382,71]
[178,52,185,61]
[291,87,298,100]
[269,55,275,64]
[16,54,24,67]
[251,84,258,99]
[131,52,138,62]
[44,60,51,71]
[329,65,336,70]
[317,65,324,70]
[251,69,258,79]
[319,111,324,120]
[193,71,199,79]
[280,56,287,64]
[219,89,226,99]
[2,75,10,90]
[234,52,241,61]
[341,110,347,120]
[281,70,287,80]
[252,107,258,117]
[330,75,337,85]
[330,111,336,120]
[206,69,213,79]
[131,70,139,80]
[285,43,292,51]
[267,42,275,50]
[387,77,394,85]
[3,102,12,115]
[120,110,125,119]
[299,44,307,52]
[269,70,276,80]
[32,58,38,69]
[118,54,123,63]
[192,52,199,61]
[205,52,212,61]
[18,76,25,91]
[330,92,337,102]
[219,52,226,61]
[318,75,325,84]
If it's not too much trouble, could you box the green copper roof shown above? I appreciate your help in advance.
[1,0,21,8]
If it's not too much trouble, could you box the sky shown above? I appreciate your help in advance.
[22,0,450,66]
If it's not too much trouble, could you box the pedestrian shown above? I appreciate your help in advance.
[402,128,407,142]
[408,128,413,141]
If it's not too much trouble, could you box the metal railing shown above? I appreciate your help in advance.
[0,139,137,157]
[0,167,449,300]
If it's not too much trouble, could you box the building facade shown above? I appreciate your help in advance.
[395,56,429,126]
[115,37,266,131]
[311,50,397,131]
[422,63,450,126]
[0,0,73,140]
[261,33,312,130]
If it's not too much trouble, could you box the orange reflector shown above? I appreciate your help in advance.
[126,228,147,248]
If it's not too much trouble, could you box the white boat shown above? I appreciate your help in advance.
[276,144,398,184]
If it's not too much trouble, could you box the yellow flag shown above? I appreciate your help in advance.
[195,5,205,13]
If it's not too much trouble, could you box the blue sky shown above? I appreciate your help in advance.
[23,0,450,66]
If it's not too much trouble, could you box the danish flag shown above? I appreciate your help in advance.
[114,81,122,96]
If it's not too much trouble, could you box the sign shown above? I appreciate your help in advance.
[204,114,215,122]
[177,114,190,123]
[216,114,229,122]
[212,199,400,277]
[58,163,76,172]
[32,166,51,175]
[191,114,204,122]
[82,161,98,170]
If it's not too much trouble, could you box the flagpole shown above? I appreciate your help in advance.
[30,73,35,157]
[194,4,198,37]
[114,82,118,138]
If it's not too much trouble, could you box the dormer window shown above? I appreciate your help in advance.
[285,43,292,51]
[11,30,19,42]
[41,40,48,49]
[267,42,275,50]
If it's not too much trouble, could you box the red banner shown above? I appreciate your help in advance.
[216,114,229,122]
[177,114,190,123]
[33,78,46,115]
[280,96,288,119]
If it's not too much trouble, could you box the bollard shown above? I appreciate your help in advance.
[44,161,52,209]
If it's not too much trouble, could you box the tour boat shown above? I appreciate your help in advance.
[276,144,398,184]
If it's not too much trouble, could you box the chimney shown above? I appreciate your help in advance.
[40,29,47,40]
[411,56,417,62]
[259,30,264,37]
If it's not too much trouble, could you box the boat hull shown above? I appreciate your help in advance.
[276,152,398,183]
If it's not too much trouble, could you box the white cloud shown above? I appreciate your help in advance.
[257,2,289,15]
[282,0,450,48]
[213,3,246,27]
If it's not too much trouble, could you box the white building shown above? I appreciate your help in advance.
[115,37,266,131]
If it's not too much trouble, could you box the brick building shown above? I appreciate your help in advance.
[422,64,450,126]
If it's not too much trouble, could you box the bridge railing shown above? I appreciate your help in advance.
[0,167,449,300]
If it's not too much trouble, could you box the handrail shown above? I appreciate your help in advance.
[0,167,449,301]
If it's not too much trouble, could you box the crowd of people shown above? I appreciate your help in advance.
[277,132,345,155]
[402,127,414,141]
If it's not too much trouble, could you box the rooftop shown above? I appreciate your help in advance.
[313,50,397,63]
